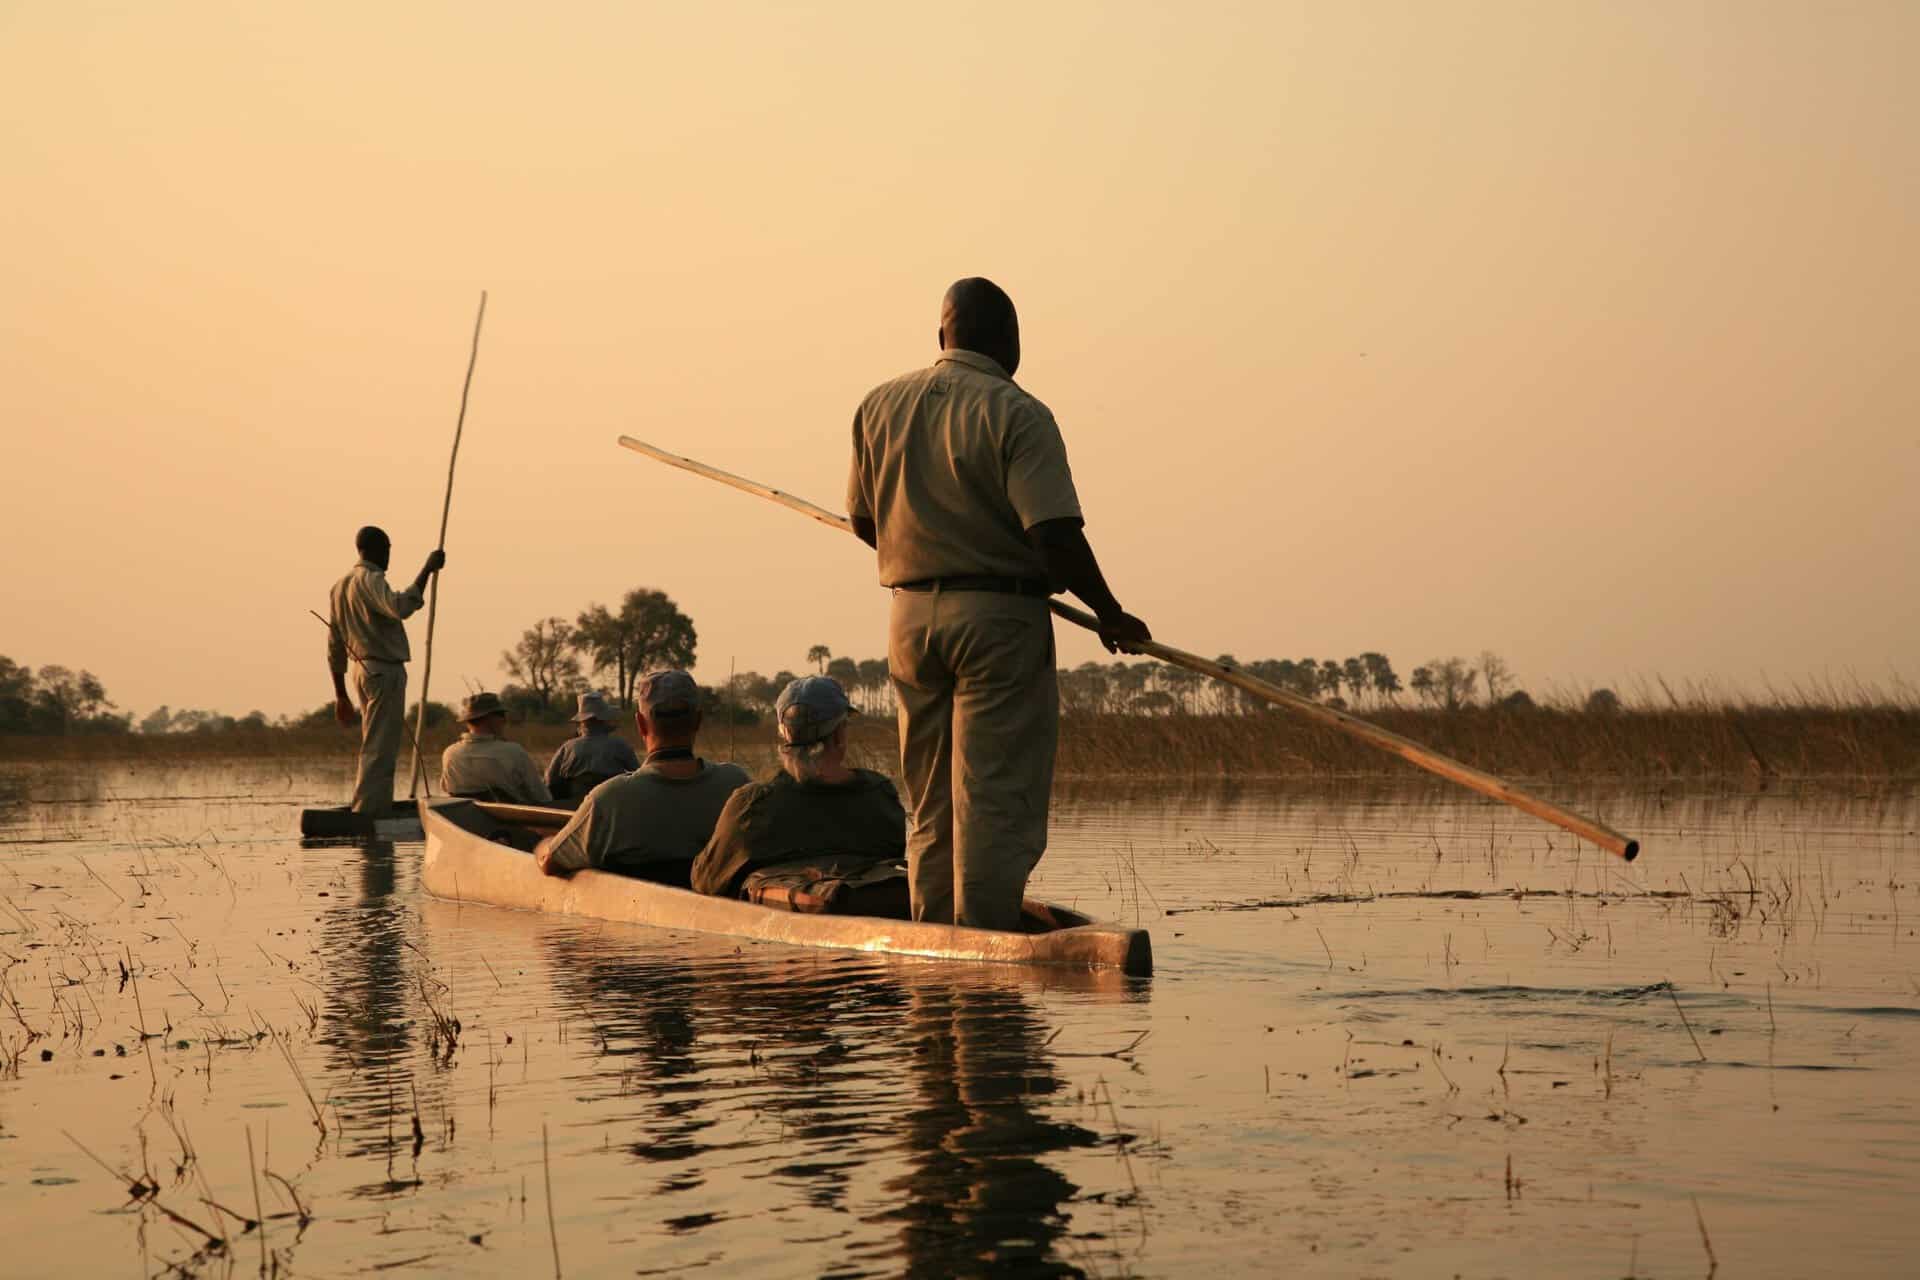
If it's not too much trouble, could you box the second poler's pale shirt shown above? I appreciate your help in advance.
[327,560,424,674]
[439,734,552,805]
[846,349,1083,587]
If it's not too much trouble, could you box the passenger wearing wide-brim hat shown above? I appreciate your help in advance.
[544,691,641,803]
[439,691,551,805]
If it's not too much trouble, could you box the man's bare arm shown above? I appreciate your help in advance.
[533,836,571,876]
[330,668,359,727]
[1027,517,1151,653]
[326,618,359,727]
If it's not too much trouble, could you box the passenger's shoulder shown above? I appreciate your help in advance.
[853,768,900,795]
[717,775,774,817]
[581,770,643,804]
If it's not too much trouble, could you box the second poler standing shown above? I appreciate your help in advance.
[846,277,1152,930]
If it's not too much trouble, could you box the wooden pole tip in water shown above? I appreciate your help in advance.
[1623,840,1640,862]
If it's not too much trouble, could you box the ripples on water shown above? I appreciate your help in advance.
[1,760,1916,1277]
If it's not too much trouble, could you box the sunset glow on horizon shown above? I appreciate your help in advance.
[3,1,1913,720]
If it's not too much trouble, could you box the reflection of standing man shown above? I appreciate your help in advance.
[326,526,445,813]
[847,278,1151,929]
[883,973,1096,1273]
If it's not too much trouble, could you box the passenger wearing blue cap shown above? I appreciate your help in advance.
[689,676,908,914]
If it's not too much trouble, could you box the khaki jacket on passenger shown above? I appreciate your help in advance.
[439,734,551,806]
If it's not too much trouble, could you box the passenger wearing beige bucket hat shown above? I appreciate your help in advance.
[543,691,641,804]
[535,670,752,882]
[438,691,551,805]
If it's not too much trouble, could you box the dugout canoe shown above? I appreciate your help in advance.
[299,805,425,840]
[420,797,1153,977]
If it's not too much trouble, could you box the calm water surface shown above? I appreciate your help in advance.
[1,758,1916,1277]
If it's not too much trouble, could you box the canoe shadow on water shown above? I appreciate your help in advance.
[292,840,1148,1273]
[327,889,1158,1276]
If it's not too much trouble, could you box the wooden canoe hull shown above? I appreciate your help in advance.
[419,799,1152,977]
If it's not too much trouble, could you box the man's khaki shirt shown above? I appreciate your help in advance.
[439,734,551,805]
[328,561,423,674]
[846,349,1082,587]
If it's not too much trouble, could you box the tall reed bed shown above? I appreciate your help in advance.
[1052,703,1920,781]
[5,699,1916,782]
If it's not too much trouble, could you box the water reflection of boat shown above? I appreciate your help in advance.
[308,840,436,1178]
[421,797,1153,976]
[528,922,1111,1274]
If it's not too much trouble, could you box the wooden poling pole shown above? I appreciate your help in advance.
[618,436,855,533]
[614,434,1640,861]
[407,291,489,800]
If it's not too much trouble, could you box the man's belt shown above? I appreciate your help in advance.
[894,575,1053,598]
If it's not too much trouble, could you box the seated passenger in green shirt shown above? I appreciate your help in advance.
[691,676,907,915]
[534,670,750,885]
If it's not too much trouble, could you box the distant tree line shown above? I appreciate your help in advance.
[1048,650,1618,716]
[720,646,894,722]
[0,657,129,735]
[496,588,698,723]
[710,646,1621,723]
[2,633,1626,741]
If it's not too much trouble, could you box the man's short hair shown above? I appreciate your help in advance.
[942,277,1017,353]
[355,526,389,557]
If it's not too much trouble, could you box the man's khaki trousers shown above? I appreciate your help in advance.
[350,661,408,814]
[888,589,1057,930]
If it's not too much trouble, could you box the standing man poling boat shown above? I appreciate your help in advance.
[846,277,1152,929]
[326,526,446,814]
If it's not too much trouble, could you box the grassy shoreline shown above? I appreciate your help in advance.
[4,705,1915,784]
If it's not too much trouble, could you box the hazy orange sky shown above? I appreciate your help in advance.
[3,2,1914,720]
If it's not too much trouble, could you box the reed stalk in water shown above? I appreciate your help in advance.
[543,1122,562,1278]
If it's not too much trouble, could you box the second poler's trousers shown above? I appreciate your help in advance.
[350,660,408,814]
[888,588,1057,930]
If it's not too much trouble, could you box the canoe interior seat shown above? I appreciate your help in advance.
[440,800,543,853]
[742,859,910,918]
[1018,900,1094,933]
